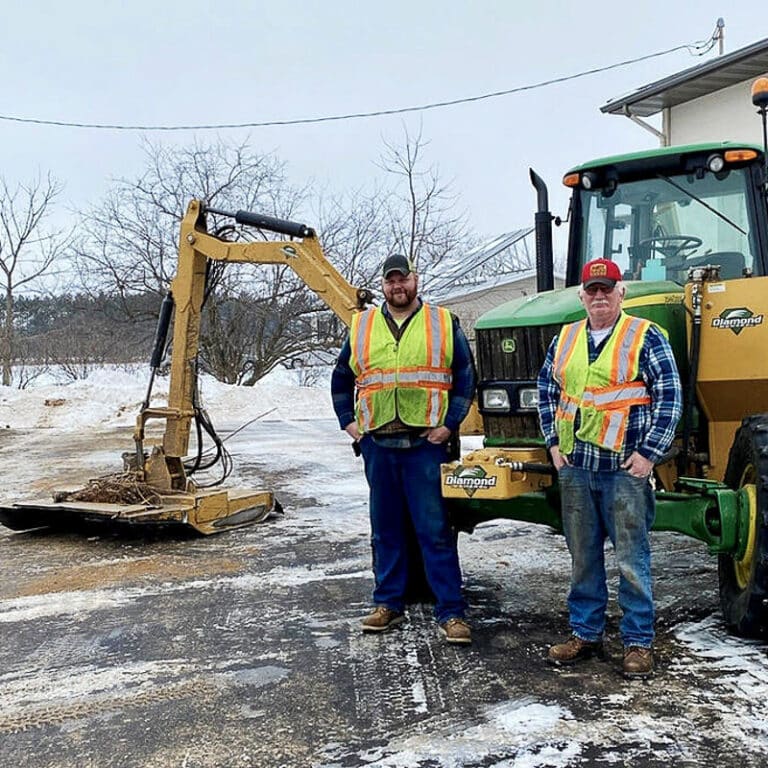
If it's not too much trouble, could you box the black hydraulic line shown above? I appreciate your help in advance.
[678,279,703,477]
[188,409,205,474]
[180,249,232,482]
[204,205,315,239]
[185,410,224,477]
[187,370,217,475]
[500,461,557,476]
[183,369,232,484]
[196,415,223,470]
[184,363,205,475]
[191,411,232,486]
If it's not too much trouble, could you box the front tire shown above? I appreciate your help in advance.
[718,415,768,637]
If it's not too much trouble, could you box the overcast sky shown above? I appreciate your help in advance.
[2,1,766,241]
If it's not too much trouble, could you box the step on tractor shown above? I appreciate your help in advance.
[441,78,768,638]
[0,201,375,535]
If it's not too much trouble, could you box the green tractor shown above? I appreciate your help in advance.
[443,81,768,638]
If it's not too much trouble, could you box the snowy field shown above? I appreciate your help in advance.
[0,367,767,767]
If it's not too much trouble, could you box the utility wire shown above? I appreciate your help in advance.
[0,36,718,132]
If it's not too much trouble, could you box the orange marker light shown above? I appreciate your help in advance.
[724,149,758,163]
[562,172,580,187]
[751,77,768,108]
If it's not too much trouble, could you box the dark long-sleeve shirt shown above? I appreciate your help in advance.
[331,301,476,433]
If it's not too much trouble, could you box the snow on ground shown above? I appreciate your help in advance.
[0,365,333,431]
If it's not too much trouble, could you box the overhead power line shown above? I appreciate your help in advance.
[0,34,718,133]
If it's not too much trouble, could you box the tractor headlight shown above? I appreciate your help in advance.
[482,388,511,411]
[479,380,540,416]
[518,387,539,411]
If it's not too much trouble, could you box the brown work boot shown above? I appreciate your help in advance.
[361,606,405,633]
[439,617,472,645]
[547,635,605,666]
[623,646,654,679]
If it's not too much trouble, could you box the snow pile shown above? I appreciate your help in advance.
[0,365,335,431]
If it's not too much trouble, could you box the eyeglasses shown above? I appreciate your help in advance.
[584,284,615,296]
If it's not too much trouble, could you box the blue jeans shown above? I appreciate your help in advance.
[558,465,655,647]
[359,435,465,623]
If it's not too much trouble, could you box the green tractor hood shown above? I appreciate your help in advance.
[475,280,684,330]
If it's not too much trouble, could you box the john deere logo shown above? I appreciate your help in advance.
[445,465,497,497]
[711,307,764,335]
[501,339,516,353]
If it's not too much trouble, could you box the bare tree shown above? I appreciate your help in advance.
[313,186,392,289]
[200,267,326,385]
[377,125,477,293]
[309,129,478,337]
[68,132,476,384]
[72,137,301,302]
[0,173,67,386]
[72,138,320,383]
[15,291,160,382]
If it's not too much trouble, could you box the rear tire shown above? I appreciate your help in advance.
[718,415,768,637]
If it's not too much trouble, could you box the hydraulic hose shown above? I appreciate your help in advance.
[678,277,703,477]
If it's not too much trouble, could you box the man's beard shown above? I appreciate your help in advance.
[387,287,416,306]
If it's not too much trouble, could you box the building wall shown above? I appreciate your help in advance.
[440,277,564,347]
[669,77,768,145]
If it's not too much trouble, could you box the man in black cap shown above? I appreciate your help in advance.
[331,254,477,644]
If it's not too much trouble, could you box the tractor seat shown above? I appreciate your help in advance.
[685,251,746,280]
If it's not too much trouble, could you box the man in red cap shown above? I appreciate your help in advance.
[536,258,682,679]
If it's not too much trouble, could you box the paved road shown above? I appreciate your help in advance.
[1,420,767,767]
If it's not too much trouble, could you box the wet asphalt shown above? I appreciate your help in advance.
[0,421,767,767]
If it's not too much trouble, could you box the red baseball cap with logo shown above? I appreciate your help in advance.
[581,258,622,288]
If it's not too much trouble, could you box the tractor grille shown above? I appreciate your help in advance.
[475,324,561,441]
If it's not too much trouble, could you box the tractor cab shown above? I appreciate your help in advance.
[562,143,767,287]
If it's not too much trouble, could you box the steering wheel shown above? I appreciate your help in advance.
[638,235,703,261]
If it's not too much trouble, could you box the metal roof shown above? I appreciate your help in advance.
[426,227,535,301]
[602,37,768,118]
[429,267,537,304]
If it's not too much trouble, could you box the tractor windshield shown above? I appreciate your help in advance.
[576,165,761,283]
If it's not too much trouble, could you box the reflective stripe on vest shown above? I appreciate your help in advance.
[349,304,453,432]
[553,313,652,453]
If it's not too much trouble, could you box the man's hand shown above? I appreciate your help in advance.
[622,451,654,478]
[422,425,451,444]
[345,422,362,441]
[550,445,570,471]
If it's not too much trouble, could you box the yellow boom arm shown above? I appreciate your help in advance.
[135,199,373,486]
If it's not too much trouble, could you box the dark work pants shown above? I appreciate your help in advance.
[359,435,466,623]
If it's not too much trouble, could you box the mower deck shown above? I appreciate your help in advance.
[0,488,279,535]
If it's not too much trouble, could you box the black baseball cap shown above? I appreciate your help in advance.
[382,254,415,278]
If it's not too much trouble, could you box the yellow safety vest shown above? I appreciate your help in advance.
[553,312,652,454]
[349,304,454,433]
